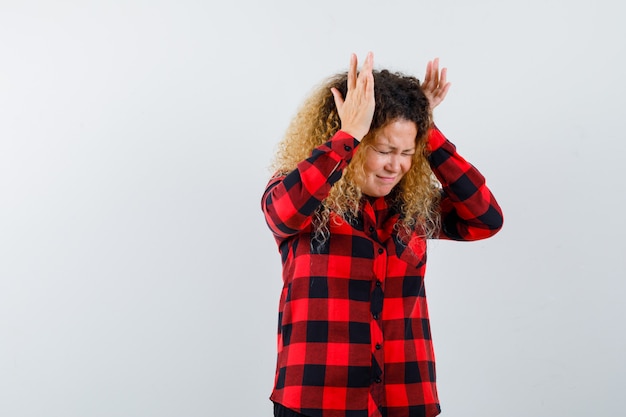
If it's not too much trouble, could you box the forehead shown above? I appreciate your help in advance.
[373,119,418,148]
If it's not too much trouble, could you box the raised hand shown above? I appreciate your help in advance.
[330,52,376,141]
[422,57,451,110]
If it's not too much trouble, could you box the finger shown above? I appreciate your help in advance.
[363,56,375,102]
[363,51,374,74]
[438,82,451,101]
[366,54,375,93]
[330,87,345,111]
[432,57,440,86]
[438,67,450,100]
[347,53,357,91]
[423,60,433,86]
[439,67,447,86]
[432,57,439,74]
[363,62,375,100]
[357,52,374,87]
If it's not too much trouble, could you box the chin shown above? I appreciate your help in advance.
[364,189,393,198]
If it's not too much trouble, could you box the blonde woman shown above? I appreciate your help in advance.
[262,52,503,417]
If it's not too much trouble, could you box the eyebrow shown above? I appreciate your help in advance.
[373,143,416,152]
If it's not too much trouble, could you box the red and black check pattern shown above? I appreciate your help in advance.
[262,127,503,417]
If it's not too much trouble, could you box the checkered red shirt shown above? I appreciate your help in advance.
[262,127,503,417]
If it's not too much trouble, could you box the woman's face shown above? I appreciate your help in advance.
[357,119,417,198]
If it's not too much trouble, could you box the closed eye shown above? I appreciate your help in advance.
[371,146,391,155]
[371,146,414,156]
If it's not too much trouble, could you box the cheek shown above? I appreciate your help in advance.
[363,154,382,176]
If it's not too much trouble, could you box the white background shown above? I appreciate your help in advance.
[1,1,624,416]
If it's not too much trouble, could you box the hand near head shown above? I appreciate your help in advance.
[422,57,451,110]
[330,52,376,141]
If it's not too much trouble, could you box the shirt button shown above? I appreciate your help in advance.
[378,248,384,255]
[375,378,382,383]
[375,344,382,350]
[369,226,375,233]
[373,314,379,320]
[344,145,352,151]
[376,281,381,287]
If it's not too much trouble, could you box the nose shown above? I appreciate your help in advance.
[385,154,401,172]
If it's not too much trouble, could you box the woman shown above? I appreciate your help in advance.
[261,52,503,417]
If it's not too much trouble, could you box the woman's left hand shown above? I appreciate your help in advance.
[421,57,451,110]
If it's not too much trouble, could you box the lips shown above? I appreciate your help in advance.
[377,175,397,183]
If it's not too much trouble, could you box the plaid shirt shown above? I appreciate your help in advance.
[262,127,503,417]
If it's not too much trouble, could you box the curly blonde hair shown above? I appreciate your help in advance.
[271,69,442,241]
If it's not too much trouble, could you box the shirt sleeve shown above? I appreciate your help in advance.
[427,126,504,241]
[261,130,360,238]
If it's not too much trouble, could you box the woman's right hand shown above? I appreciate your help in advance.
[330,52,376,141]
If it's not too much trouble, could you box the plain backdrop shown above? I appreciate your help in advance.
[1,1,624,416]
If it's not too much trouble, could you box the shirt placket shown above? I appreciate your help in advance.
[362,201,386,417]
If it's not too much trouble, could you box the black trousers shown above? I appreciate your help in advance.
[274,402,309,417]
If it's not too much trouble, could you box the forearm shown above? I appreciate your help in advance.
[262,131,359,238]
[427,127,503,240]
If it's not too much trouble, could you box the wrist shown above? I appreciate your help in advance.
[426,126,446,152]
